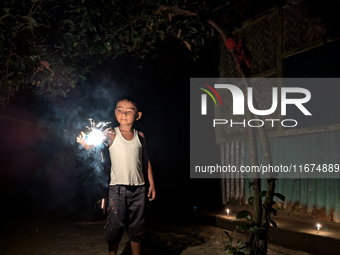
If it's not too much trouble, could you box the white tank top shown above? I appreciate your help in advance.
[108,127,145,186]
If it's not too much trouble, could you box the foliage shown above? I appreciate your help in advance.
[224,230,248,255]
[233,191,285,254]
[0,0,237,105]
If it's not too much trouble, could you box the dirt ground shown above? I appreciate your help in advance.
[0,216,310,255]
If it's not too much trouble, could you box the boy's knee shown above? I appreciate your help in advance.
[105,229,124,244]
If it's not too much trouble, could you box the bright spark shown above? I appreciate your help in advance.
[85,119,112,146]
[87,129,105,146]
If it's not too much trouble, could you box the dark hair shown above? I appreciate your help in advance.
[116,96,139,111]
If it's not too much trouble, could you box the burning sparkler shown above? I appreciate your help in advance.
[81,119,112,147]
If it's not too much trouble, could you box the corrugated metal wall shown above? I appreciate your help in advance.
[242,131,340,222]
[220,141,245,204]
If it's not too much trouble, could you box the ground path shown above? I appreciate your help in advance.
[1,217,310,255]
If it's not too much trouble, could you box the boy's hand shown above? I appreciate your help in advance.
[148,186,156,201]
[77,131,88,147]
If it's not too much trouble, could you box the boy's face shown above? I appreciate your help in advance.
[115,99,142,126]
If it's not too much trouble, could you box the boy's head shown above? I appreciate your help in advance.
[115,98,142,126]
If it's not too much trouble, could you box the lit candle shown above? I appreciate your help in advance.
[226,208,230,215]
[317,223,321,233]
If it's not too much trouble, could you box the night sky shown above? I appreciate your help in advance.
[0,37,222,221]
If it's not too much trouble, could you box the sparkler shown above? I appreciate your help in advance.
[84,119,112,146]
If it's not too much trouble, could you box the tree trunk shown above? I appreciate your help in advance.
[208,14,275,255]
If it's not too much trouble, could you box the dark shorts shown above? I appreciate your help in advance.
[104,185,146,244]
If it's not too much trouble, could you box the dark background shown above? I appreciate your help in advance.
[0,37,222,222]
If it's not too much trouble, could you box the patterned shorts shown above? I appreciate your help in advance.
[104,185,146,244]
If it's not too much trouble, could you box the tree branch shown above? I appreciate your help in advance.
[29,0,43,17]
[155,5,198,16]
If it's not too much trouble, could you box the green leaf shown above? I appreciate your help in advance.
[183,18,190,24]
[196,36,204,46]
[141,8,148,16]
[97,44,106,54]
[88,44,97,54]
[236,210,251,219]
[63,19,74,25]
[269,208,277,216]
[4,8,10,14]
[20,60,26,70]
[274,193,285,201]
[179,28,188,40]
[78,75,86,80]
[93,33,101,42]
[0,14,11,20]
[198,22,205,31]
[187,26,197,34]
[258,191,267,197]
[270,219,277,228]
[246,215,252,222]
[249,226,261,236]
[29,17,38,27]
[88,20,94,32]
[81,17,87,27]
[236,224,249,231]
[224,230,231,239]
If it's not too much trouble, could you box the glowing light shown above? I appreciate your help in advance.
[85,119,112,146]
[226,208,230,215]
[101,198,105,209]
[317,223,321,233]
[87,129,105,145]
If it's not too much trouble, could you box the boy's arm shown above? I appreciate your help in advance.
[139,131,156,201]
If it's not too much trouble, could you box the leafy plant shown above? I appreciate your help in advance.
[224,229,248,255]
[233,191,285,254]
[0,0,240,105]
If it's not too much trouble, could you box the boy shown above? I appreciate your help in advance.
[77,98,156,255]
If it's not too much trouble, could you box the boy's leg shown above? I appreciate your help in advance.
[109,243,119,255]
[130,241,141,255]
[105,185,126,251]
[126,185,146,253]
